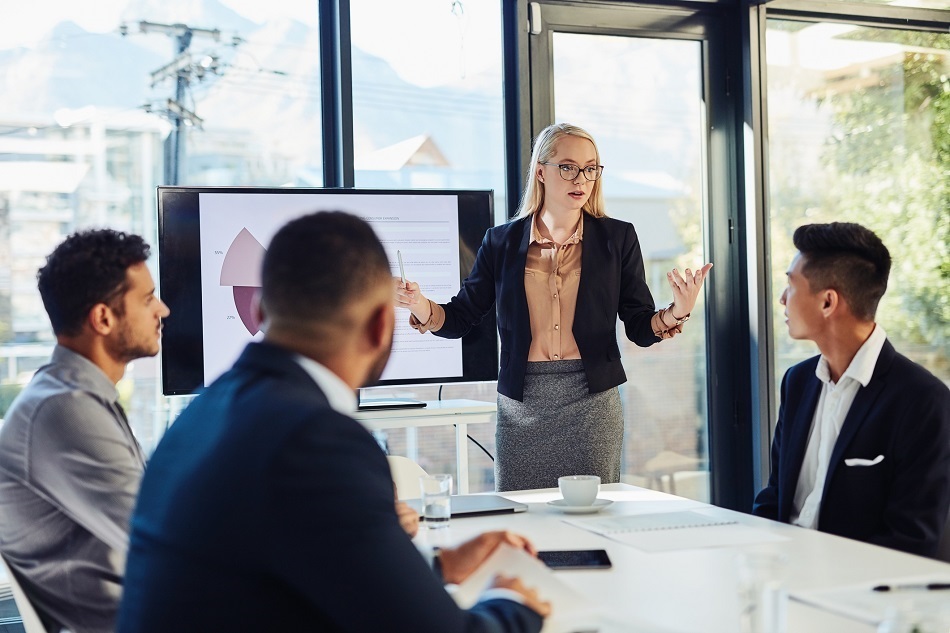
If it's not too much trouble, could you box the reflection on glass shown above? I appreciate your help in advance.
[553,33,710,502]
[766,21,950,402]
[0,1,322,451]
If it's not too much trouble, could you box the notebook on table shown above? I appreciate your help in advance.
[405,494,528,517]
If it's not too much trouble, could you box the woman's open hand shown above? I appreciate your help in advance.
[667,263,713,317]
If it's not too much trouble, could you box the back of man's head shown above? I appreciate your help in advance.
[38,229,151,337]
[793,222,891,321]
[261,211,391,333]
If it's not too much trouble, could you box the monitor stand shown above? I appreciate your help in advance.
[356,391,427,411]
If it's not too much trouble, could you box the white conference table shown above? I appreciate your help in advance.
[414,484,950,633]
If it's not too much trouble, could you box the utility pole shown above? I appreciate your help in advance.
[124,21,223,185]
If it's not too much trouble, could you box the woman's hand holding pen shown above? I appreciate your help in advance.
[667,263,713,317]
[393,278,433,324]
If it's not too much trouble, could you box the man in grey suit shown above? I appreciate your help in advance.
[0,229,169,633]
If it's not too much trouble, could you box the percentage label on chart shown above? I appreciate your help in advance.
[214,250,223,255]
[226,316,235,320]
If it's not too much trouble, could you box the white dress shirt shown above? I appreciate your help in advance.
[293,354,358,415]
[791,325,888,529]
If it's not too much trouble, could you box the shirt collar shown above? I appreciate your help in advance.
[815,324,887,387]
[51,344,119,402]
[293,354,358,415]
[529,212,584,245]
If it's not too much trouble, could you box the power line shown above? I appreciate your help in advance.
[122,20,235,184]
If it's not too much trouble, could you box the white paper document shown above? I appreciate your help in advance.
[564,510,788,552]
[451,544,676,633]
[791,575,950,624]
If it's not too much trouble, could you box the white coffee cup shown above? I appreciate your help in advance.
[558,475,600,506]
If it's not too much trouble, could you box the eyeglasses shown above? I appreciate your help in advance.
[540,162,604,182]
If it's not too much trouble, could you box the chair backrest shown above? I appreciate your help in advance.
[0,554,48,633]
[387,455,428,501]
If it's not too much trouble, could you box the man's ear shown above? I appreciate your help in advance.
[87,303,115,336]
[821,289,840,317]
[366,302,394,351]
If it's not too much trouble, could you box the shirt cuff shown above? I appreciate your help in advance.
[416,542,435,569]
[477,588,526,606]
[408,299,446,333]
[651,308,684,340]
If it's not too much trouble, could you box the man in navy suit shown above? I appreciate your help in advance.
[118,212,549,632]
[753,222,950,557]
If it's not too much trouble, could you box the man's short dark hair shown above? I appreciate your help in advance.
[38,229,151,336]
[793,222,891,321]
[262,211,390,325]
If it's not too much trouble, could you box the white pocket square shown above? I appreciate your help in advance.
[844,455,884,467]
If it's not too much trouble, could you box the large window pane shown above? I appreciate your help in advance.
[0,2,322,452]
[553,33,710,502]
[766,22,950,401]
[349,0,505,492]
[350,1,505,213]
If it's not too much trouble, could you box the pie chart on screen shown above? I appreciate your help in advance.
[220,228,265,335]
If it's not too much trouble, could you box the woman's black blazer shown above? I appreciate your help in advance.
[431,214,659,401]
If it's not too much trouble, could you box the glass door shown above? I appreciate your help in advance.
[527,5,714,502]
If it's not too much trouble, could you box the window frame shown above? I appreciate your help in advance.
[746,0,950,491]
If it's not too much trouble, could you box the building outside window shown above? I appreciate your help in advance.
[0,0,323,450]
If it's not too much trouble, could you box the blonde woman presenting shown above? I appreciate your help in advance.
[397,123,712,492]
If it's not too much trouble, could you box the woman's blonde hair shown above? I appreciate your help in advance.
[514,123,606,219]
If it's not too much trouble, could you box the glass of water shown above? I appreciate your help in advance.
[420,474,452,529]
[736,552,788,633]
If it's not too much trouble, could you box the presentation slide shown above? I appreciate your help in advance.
[198,192,463,386]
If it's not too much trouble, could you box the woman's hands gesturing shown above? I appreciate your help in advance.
[667,263,713,318]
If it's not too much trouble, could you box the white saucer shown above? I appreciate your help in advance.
[546,498,613,514]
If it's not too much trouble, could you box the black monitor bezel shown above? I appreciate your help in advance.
[157,186,498,396]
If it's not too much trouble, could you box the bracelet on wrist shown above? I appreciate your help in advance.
[667,302,690,325]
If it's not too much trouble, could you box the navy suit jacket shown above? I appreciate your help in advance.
[752,340,950,557]
[118,342,542,633]
[434,214,658,400]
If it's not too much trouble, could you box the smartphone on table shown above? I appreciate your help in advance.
[537,549,612,570]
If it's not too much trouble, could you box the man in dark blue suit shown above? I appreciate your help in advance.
[118,212,549,632]
[753,222,950,557]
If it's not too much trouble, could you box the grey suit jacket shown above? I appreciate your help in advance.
[0,345,145,633]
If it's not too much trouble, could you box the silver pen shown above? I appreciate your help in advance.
[397,250,406,285]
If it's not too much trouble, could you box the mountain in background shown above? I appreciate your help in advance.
[0,20,162,117]
[0,0,694,186]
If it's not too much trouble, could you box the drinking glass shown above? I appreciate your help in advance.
[420,474,452,528]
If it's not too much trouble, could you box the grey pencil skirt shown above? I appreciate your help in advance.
[495,359,623,492]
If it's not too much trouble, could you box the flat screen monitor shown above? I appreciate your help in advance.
[157,186,498,396]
